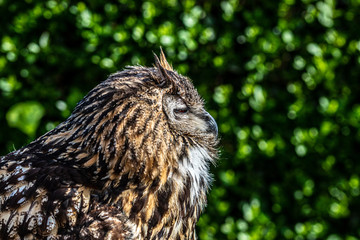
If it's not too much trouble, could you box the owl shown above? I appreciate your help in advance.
[0,50,218,239]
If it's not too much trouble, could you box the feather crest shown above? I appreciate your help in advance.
[153,48,175,88]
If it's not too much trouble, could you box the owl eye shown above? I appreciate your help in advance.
[173,108,188,114]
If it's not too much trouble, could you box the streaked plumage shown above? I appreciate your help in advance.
[0,50,218,239]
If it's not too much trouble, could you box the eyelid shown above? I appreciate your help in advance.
[174,108,188,114]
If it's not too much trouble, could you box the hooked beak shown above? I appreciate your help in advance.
[204,112,218,138]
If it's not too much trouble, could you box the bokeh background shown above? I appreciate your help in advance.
[1,0,360,239]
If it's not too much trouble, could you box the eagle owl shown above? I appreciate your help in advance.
[0,50,218,239]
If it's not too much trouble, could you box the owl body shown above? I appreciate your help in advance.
[0,51,218,239]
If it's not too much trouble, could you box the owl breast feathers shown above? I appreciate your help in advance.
[0,50,218,240]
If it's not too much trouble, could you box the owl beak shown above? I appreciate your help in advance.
[204,112,218,138]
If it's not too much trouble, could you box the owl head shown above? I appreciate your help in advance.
[42,49,218,186]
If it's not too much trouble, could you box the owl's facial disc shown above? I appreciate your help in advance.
[162,94,218,138]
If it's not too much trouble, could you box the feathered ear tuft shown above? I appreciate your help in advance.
[159,47,173,71]
[153,48,174,88]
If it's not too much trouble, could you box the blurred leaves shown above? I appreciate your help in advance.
[6,101,45,137]
[1,0,360,239]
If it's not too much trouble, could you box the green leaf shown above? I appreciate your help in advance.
[6,101,45,137]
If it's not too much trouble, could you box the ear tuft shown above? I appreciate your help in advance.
[153,47,174,87]
[159,47,173,71]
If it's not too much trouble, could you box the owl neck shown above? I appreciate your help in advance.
[104,147,212,239]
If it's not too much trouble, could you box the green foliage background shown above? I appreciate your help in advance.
[1,0,360,239]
